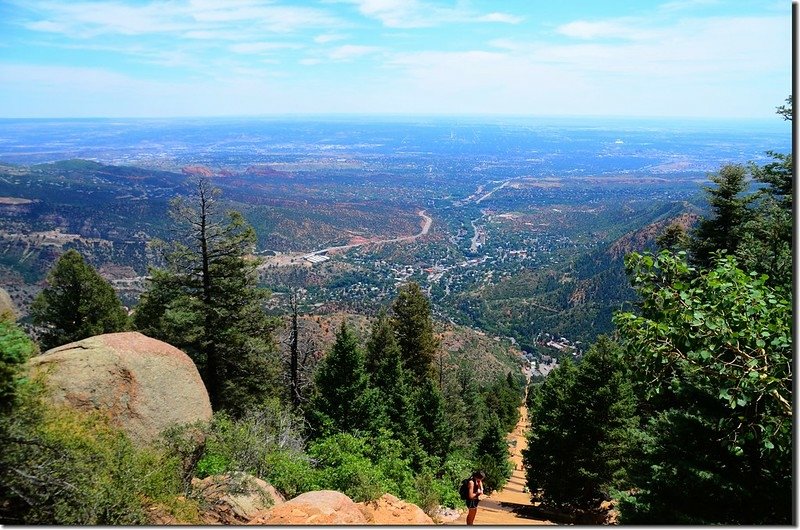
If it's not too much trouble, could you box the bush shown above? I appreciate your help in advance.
[1,401,190,524]
[0,319,36,412]
[366,429,417,500]
[412,471,441,514]
[191,399,307,479]
[308,433,387,502]
[434,452,475,508]
[262,450,319,499]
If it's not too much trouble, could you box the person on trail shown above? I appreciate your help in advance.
[466,470,485,525]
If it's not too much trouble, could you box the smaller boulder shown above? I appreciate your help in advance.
[249,490,367,525]
[192,473,284,524]
[357,493,434,525]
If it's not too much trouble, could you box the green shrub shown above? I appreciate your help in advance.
[196,453,231,478]
[263,450,319,498]
[308,433,386,502]
[367,429,417,500]
[1,402,187,524]
[0,320,36,412]
[435,452,475,508]
[411,471,441,514]
[199,400,306,479]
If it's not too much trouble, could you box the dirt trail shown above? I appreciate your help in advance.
[447,395,555,526]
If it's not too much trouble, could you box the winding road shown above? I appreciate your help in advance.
[306,209,432,257]
[256,209,433,269]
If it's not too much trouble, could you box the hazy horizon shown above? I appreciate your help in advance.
[1,1,790,120]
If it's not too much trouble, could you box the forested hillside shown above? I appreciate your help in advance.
[523,97,793,525]
[0,177,526,524]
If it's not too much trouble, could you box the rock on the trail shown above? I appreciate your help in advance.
[192,473,284,524]
[357,493,434,524]
[28,331,212,444]
[248,490,367,525]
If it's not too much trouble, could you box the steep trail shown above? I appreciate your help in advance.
[448,386,555,525]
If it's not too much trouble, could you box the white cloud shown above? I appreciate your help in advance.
[556,19,653,40]
[381,14,789,117]
[328,44,381,61]
[477,12,523,24]
[657,0,719,12]
[339,0,523,28]
[191,4,343,33]
[18,0,346,39]
[229,42,303,54]
[314,33,347,44]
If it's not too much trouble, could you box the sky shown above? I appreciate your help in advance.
[0,0,792,119]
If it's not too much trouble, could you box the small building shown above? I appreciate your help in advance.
[303,254,330,265]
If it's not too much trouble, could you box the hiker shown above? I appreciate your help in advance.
[465,470,485,525]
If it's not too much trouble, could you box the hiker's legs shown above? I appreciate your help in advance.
[467,507,477,525]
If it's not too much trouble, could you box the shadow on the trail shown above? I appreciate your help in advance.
[501,502,611,525]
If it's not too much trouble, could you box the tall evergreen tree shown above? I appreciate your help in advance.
[737,95,793,287]
[411,377,452,467]
[476,413,512,494]
[391,282,439,385]
[689,164,751,267]
[455,359,488,446]
[365,311,415,437]
[614,251,791,524]
[31,250,128,350]
[309,322,381,436]
[439,367,471,454]
[133,178,280,415]
[524,337,637,509]
[751,95,793,210]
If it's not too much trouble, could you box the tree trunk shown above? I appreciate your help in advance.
[198,180,219,410]
[290,291,300,408]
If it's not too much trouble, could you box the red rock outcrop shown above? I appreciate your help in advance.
[248,490,367,525]
[28,331,211,444]
[356,493,434,524]
[182,165,214,177]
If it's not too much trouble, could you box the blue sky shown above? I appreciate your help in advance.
[0,0,791,118]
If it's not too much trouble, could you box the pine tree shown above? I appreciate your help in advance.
[689,164,751,268]
[456,359,488,444]
[309,322,381,436]
[133,178,280,415]
[391,282,439,385]
[412,377,452,466]
[476,414,512,493]
[31,250,128,350]
[614,251,791,524]
[737,96,793,288]
[365,311,415,437]
[656,223,689,252]
[524,337,637,509]
[751,95,792,210]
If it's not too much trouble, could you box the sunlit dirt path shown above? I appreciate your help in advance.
[448,388,555,526]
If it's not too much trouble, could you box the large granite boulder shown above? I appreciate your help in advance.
[28,331,211,444]
[0,287,17,320]
[357,493,434,524]
[248,490,367,525]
